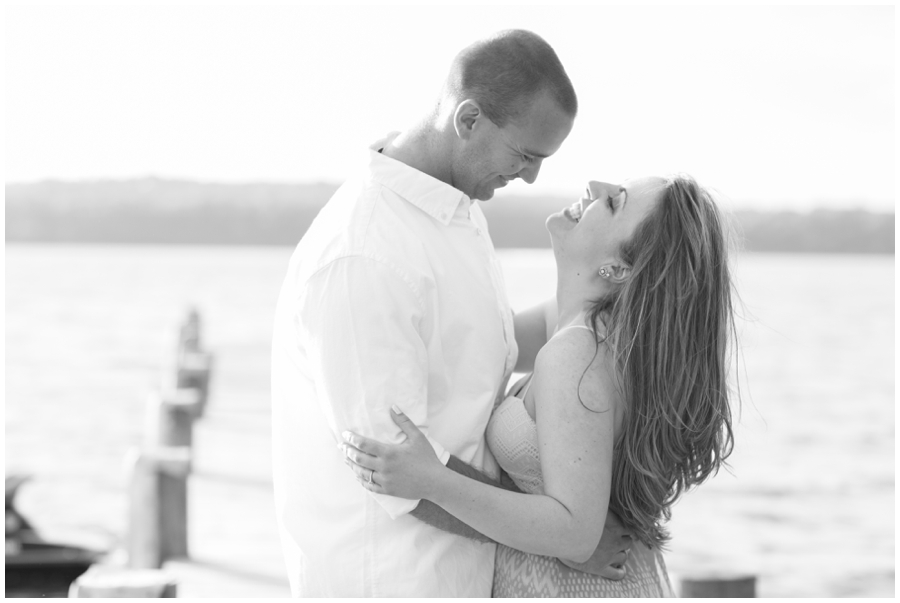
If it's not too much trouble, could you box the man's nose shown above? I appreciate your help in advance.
[518,159,542,184]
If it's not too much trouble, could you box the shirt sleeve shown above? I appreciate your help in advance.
[297,255,450,519]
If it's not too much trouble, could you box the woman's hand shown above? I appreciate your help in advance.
[341,405,446,500]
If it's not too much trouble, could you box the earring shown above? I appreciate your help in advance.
[598,267,611,279]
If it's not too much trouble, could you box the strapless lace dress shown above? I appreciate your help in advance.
[486,390,675,597]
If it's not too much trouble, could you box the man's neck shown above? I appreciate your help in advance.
[382,122,454,188]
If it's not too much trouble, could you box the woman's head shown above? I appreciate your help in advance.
[582,174,737,548]
[546,176,665,288]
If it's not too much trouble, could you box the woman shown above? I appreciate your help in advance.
[341,174,737,596]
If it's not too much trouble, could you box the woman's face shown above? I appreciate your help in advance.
[546,176,666,270]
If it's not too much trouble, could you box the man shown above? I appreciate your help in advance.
[271,29,628,597]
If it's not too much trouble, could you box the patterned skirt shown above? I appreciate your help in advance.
[492,542,675,598]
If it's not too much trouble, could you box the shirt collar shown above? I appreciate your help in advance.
[364,133,471,226]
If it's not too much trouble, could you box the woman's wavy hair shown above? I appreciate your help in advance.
[585,174,737,548]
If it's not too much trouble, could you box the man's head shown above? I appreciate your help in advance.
[442,30,577,201]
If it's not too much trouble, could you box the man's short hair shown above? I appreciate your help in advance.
[447,29,577,127]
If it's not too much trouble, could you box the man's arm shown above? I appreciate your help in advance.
[411,455,632,578]
[513,298,557,373]
[410,456,521,543]
[301,257,447,519]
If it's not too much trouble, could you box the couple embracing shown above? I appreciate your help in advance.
[271,29,735,598]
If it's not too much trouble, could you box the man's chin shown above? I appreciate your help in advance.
[474,188,496,202]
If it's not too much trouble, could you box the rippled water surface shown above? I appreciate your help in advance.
[5,245,894,597]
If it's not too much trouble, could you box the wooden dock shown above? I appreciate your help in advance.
[157,311,291,597]
[161,406,290,597]
[71,311,291,598]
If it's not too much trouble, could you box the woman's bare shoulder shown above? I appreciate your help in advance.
[531,327,619,415]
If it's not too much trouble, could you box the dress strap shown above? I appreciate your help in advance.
[554,321,606,342]
[556,324,597,335]
[521,375,534,401]
[509,374,534,400]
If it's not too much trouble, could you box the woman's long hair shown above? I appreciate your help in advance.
[586,174,737,548]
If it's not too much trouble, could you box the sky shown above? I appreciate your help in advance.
[5,3,896,210]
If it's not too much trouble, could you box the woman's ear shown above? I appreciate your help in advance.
[453,99,482,140]
[598,264,631,283]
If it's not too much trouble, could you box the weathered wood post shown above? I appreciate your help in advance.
[176,352,212,417]
[156,309,210,560]
[124,308,213,573]
[680,574,757,597]
[126,448,161,569]
[126,446,191,569]
[155,389,202,448]
[136,388,201,563]
[158,459,190,562]
[175,309,212,417]
[177,307,201,356]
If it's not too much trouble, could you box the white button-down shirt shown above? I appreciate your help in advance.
[271,134,518,597]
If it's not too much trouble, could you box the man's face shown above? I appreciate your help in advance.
[454,91,574,201]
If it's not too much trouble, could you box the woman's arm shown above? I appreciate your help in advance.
[408,456,523,544]
[409,457,631,579]
[342,330,618,562]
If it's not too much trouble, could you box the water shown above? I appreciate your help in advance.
[5,244,894,597]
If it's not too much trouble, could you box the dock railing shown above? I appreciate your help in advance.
[71,308,212,598]
[129,307,212,569]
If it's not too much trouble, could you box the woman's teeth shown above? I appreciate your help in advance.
[569,203,583,222]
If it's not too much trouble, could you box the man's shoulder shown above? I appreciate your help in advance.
[285,179,433,285]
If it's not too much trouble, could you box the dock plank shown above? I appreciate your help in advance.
[162,408,290,597]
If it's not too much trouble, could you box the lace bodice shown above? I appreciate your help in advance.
[486,388,544,494]
[485,320,597,494]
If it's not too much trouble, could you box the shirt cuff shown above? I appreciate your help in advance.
[373,435,450,520]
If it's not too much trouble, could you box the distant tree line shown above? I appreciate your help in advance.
[5,178,894,254]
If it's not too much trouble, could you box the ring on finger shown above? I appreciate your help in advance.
[367,469,374,484]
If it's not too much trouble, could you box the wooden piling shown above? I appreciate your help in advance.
[155,389,202,447]
[178,307,201,356]
[158,468,189,561]
[680,574,757,597]
[123,308,213,574]
[126,447,191,569]
[176,352,212,417]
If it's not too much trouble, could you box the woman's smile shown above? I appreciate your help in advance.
[563,203,583,223]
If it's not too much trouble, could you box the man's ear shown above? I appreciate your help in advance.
[453,99,482,140]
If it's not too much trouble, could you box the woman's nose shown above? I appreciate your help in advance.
[586,180,618,200]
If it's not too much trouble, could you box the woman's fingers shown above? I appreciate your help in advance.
[347,457,369,480]
[340,441,378,470]
[342,447,382,488]
[598,564,627,581]
[607,550,627,568]
[389,405,421,440]
[350,464,384,494]
[341,430,381,456]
